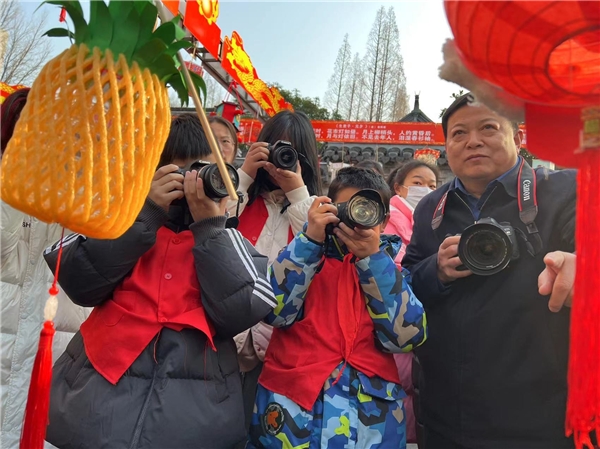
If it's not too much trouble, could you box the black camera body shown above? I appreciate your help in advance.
[457,217,520,276]
[174,160,239,201]
[326,189,387,235]
[268,140,298,171]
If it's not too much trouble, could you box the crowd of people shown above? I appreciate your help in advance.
[0,89,582,449]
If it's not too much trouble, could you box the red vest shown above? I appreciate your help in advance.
[259,255,400,410]
[236,196,294,245]
[80,227,215,385]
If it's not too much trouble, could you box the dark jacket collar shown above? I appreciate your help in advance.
[449,157,523,199]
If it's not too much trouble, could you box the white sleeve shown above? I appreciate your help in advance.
[226,168,253,216]
[285,186,315,236]
[1,201,25,269]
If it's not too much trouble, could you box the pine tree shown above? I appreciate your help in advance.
[324,34,352,118]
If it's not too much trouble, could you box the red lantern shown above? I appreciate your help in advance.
[215,101,244,130]
[441,2,599,447]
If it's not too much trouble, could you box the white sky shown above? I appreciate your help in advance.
[20,0,462,121]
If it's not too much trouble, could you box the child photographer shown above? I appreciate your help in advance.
[248,167,427,449]
[42,114,276,449]
[228,110,321,429]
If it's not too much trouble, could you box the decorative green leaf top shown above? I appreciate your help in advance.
[42,0,206,106]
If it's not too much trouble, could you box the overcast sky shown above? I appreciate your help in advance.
[21,0,461,120]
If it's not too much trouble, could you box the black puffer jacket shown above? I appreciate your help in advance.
[43,200,276,449]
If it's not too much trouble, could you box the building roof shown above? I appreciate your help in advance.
[398,94,434,123]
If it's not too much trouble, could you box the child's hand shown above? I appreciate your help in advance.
[305,196,339,244]
[148,165,184,211]
[264,161,305,193]
[333,223,380,259]
[184,170,222,222]
[240,142,269,179]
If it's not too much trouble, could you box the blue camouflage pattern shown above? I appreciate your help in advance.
[248,364,407,449]
[249,232,426,448]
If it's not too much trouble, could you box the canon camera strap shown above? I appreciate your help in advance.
[431,158,542,256]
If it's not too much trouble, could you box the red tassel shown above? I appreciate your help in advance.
[19,321,55,449]
[58,7,66,23]
[566,149,600,448]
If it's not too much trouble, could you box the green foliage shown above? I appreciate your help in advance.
[42,0,205,106]
[273,84,333,121]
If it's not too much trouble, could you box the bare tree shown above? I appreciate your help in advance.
[203,73,225,109]
[363,6,386,121]
[341,52,365,121]
[0,0,53,85]
[324,34,352,117]
[362,6,408,122]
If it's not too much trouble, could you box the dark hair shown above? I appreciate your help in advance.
[1,88,30,154]
[159,114,211,166]
[248,110,321,203]
[387,160,439,193]
[441,93,519,138]
[355,160,384,175]
[209,116,238,162]
[328,167,391,211]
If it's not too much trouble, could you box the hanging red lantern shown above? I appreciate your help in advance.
[440,2,599,448]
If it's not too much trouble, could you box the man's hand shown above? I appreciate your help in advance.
[240,142,269,180]
[184,170,223,222]
[538,251,575,313]
[437,235,472,283]
[334,223,380,260]
[148,165,184,211]
[264,161,305,194]
[305,196,339,244]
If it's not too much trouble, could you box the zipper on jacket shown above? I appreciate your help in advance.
[129,358,159,449]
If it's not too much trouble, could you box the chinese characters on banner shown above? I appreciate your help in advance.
[239,119,528,147]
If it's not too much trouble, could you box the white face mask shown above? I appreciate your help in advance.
[404,186,434,209]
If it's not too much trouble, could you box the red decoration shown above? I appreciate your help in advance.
[443,1,599,447]
[20,229,65,448]
[184,0,221,60]
[59,7,66,22]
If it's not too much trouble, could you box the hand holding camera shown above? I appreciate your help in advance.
[305,196,340,244]
[148,165,185,211]
[333,224,380,260]
[437,236,473,284]
[183,170,224,222]
[241,142,269,180]
[264,161,304,194]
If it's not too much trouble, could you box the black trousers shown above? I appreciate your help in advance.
[234,361,264,449]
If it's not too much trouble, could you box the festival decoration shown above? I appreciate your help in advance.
[414,148,441,166]
[221,31,293,117]
[440,2,599,447]
[0,82,28,104]
[184,0,221,59]
[0,0,206,240]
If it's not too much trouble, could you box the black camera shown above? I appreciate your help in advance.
[458,217,520,276]
[326,189,387,235]
[174,160,240,201]
[268,140,298,171]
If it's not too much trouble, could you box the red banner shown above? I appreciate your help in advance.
[184,0,221,60]
[239,119,529,148]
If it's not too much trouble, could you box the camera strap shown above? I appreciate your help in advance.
[431,158,542,256]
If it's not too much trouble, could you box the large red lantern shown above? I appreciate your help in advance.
[440,2,599,448]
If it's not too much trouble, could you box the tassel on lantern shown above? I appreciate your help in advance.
[566,107,600,449]
[20,229,65,449]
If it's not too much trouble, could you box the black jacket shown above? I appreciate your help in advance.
[402,166,576,449]
[43,200,276,449]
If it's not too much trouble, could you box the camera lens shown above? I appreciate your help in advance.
[198,163,240,199]
[459,223,513,276]
[348,196,381,228]
[272,145,298,171]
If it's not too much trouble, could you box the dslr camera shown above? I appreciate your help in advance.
[326,189,387,235]
[268,140,298,171]
[457,217,520,276]
[174,160,240,201]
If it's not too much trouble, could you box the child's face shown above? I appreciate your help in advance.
[332,187,390,235]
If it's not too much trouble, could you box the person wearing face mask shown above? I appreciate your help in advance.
[385,161,439,267]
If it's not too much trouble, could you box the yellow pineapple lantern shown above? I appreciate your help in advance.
[1,0,206,239]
